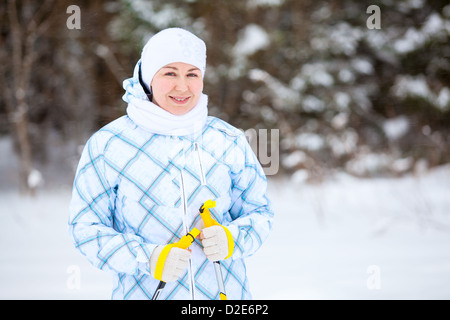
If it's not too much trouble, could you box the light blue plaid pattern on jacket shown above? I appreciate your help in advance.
[68,114,274,300]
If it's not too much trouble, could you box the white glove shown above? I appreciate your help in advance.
[201,225,233,261]
[150,245,191,282]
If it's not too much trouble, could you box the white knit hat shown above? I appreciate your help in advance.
[141,28,207,92]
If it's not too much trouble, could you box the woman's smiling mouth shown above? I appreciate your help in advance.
[170,96,191,104]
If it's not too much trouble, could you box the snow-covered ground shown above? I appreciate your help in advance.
[0,165,449,300]
[248,166,450,299]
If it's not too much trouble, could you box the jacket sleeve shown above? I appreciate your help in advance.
[68,132,156,276]
[225,134,274,260]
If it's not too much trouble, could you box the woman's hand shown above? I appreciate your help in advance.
[200,225,234,261]
[150,246,191,282]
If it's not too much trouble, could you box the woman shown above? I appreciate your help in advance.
[69,28,274,300]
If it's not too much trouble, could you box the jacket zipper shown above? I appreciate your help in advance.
[194,142,207,185]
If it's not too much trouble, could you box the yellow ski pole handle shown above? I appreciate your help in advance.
[175,228,201,249]
[152,228,200,300]
[199,200,228,300]
[154,228,200,282]
[199,199,218,227]
[199,200,234,260]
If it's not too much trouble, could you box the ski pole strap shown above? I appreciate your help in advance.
[154,228,201,282]
[199,200,234,260]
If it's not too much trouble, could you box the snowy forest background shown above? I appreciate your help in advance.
[0,0,449,300]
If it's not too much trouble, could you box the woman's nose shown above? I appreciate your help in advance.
[174,77,188,92]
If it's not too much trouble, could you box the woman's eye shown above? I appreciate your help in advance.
[188,73,198,77]
[165,72,176,76]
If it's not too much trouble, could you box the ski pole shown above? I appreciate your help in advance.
[152,227,200,300]
[199,200,227,300]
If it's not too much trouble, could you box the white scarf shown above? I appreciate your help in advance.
[126,93,208,136]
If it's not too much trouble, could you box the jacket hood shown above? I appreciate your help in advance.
[122,60,148,104]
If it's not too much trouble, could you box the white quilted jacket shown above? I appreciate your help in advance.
[68,63,274,300]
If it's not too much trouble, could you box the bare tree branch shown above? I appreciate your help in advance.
[95,43,128,86]
[25,0,55,35]
[4,0,62,195]
[8,0,23,92]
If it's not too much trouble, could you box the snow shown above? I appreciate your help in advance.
[246,0,284,9]
[300,63,334,88]
[1,166,449,299]
[247,166,450,299]
[28,169,43,189]
[392,75,450,112]
[346,150,394,176]
[393,12,449,54]
[437,87,450,111]
[351,58,374,75]
[327,130,358,157]
[394,27,424,54]
[128,0,190,32]
[398,0,425,12]
[302,95,326,113]
[393,75,431,99]
[337,69,355,83]
[382,116,409,141]
[326,22,363,56]
[296,132,325,151]
[331,112,349,129]
[248,69,300,110]
[234,24,270,57]
[282,150,307,169]
[0,189,113,299]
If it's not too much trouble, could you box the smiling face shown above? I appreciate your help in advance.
[150,62,204,115]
